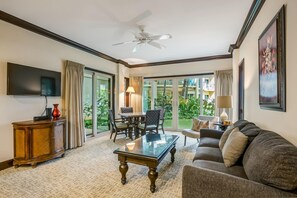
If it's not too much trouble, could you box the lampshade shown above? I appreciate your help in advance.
[216,96,232,108]
[126,86,135,93]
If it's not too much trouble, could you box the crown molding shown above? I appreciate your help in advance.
[127,54,232,68]
[229,0,266,53]
[0,10,235,69]
[0,10,119,64]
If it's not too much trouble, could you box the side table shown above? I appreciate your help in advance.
[213,122,230,131]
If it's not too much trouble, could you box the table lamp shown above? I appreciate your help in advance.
[126,86,135,107]
[216,96,232,122]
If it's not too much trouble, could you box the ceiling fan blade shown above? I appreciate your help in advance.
[112,40,137,46]
[148,41,165,50]
[150,34,172,40]
[132,45,139,53]
[130,10,152,24]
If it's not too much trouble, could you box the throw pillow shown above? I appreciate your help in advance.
[200,120,209,129]
[222,127,248,167]
[191,119,209,132]
[219,125,235,150]
[191,118,201,131]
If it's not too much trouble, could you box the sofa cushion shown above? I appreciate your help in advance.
[243,130,297,191]
[240,123,262,145]
[233,120,253,130]
[193,147,223,163]
[219,125,235,150]
[193,160,248,179]
[222,127,248,167]
[199,137,220,148]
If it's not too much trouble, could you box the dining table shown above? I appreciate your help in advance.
[118,112,146,139]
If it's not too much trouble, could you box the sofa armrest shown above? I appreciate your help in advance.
[200,128,224,139]
[182,165,296,198]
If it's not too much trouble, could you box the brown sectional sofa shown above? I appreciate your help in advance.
[182,120,297,197]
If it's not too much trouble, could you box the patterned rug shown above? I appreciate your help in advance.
[0,131,198,198]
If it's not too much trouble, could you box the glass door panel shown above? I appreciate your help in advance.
[178,78,201,129]
[202,77,215,116]
[83,70,112,137]
[153,79,173,129]
[96,76,110,133]
[143,75,215,131]
[143,80,152,112]
[83,73,93,136]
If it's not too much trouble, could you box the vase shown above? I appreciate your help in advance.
[52,104,61,119]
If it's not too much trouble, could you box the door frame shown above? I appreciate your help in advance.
[238,59,245,120]
[84,67,115,137]
[143,74,214,131]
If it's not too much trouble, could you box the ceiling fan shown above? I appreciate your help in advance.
[112,25,172,53]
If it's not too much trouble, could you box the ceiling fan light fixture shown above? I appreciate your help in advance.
[159,34,172,40]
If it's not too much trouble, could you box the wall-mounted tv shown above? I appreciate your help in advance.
[7,62,61,96]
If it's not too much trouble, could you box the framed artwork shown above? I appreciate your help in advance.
[258,5,286,112]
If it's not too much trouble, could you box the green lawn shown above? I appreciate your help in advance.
[164,118,192,129]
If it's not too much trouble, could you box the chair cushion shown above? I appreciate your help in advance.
[115,122,128,129]
[199,137,220,148]
[222,127,248,167]
[138,123,157,130]
[243,130,297,191]
[193,147,223,163]
[193,160,248,179]
[182,129,200,139]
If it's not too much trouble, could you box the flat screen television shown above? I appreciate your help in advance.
[7,62,61,96]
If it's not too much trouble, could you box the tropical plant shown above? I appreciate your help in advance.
[83,89,110,130]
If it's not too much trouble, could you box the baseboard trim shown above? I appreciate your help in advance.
[0,159,13,171]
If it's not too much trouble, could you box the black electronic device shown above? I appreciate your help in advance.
[7,62,61,96]
[33,116,50,121]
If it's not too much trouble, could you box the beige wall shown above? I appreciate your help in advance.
[233,0,297,145]
[118,64,130,113]
[129,58,232,77]
[0,21,118,162]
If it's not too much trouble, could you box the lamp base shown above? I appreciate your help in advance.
[220,110,228,123]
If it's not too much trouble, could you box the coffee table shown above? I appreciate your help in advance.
[113,134,179,193]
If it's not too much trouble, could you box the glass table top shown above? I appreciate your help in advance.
[114,134,179,159]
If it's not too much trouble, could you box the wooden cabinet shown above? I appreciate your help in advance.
[12,118,66,168]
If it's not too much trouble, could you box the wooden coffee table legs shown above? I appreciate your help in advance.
[120,159,159,193]
[148,167,158,193]
[170,146,176,162]
[119,161,128,184]
[118,144,176,193]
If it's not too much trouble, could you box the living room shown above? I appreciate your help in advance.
[0,0,297,197]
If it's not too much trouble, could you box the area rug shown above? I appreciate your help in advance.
[0,132,198,198]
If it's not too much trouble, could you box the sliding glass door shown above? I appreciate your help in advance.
[83,70,112,136]
[143,75,215,131]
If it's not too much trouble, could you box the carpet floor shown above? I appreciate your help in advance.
[0,131,198,198]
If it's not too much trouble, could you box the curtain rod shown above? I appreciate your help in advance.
[85,67,115,76]
[144,72,214,79]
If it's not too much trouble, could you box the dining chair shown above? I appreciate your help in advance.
[120,107,133,113]
[158,108,165,134]
[137,109,160,136]
[108,109,130,142]
[120,107,134,122]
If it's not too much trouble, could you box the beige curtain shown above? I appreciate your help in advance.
[130,76,143,112]
[64,60,85,149]
[215,70,233,120]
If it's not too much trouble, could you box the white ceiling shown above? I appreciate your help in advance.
[0,0,253,65]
